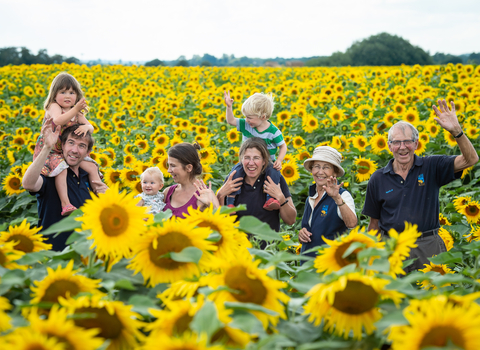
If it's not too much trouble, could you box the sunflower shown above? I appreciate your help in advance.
[439,213,451,226]
[425,121,441,138]
[383,111,396,127]
[226,129,240,144]
[414,137,427,155]
[103,168,123,188]
[403,108,420,125]
[182,205,251,261]
[158,278,207,302]
[0,240,26,270]
[0,296,12,332]
[127,218,216,285]
[2,173,24,196]
[295,148,311,162]
[304,272,404,340]
[2,327,65,350]
[388,296,480,350]
[369,134,388,154]
[392,103,405,115]
[438,227,454,251]
[383,223,421,276]
[292,136,305,149]
[0,219,51,252]
[417,262,455,290]
[453,195,471,212]
[314,227,384,274]
[30,260,101,305]
[351,135,368,152]
[443,129,458,147]
[122,167,140,184]
[146,298,204,337]
[460,201,480,224]
[60,294,145,350]
[205,254,289,328]
[328,107,345,125]
[302,115,319,133]
[281,161,300,185]
[198,147,217,165]
[465,225,480,242]
[141,332,226,350]
[26,305,103,350]
[78,184,148,263]
[354,157,378,182]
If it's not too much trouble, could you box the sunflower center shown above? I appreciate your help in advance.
[357,161,371,175]
[7,234,34,253]
[99,205,129,237]
[431,266,447,274]
[148,232,193,270]
[224,266,267,305]
[74,307,123,339]
[466,205,479,216]
[9,177,21,190]
[283,166,294,177]
[41,280,81,303]
[420,326,466,349]
[334,242,359,267]
[332,281,378,314]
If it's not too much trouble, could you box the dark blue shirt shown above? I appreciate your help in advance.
[362,155,460,233]
[234,172,291,233]
[31,168,92,251]
[301,184,349,257]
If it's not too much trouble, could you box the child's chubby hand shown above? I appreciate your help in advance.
[223,91,233,108]
[74,124,91,137]
[273,159,282,171]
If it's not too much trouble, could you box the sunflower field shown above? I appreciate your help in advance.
[0,63,480,349]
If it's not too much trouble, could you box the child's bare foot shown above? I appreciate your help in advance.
[263,198,280,211]
[61,204,77,216]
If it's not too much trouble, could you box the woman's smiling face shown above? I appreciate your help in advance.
[311,161,337,188]
[241,147,265,181]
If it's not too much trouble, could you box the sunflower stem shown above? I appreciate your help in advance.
[88,249,96,276]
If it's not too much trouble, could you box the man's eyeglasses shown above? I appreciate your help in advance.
[389,140,415,147]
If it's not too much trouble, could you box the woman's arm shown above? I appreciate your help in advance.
[264,176,297,225]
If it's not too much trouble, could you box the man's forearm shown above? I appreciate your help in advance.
[22,146,50,191]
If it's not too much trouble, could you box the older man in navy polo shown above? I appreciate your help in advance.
[362,99,478,272]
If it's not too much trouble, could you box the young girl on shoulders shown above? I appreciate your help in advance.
[33,72,102,216]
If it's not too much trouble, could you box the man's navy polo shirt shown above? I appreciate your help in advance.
[362,154,460,233]
[31,167,92,251]
[234,172,291,233]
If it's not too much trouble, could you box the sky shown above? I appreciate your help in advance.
[1,0,479,62]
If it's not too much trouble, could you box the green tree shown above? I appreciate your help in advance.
[145,59,165,67]
[346,33,433,66]
[432,53,463,65]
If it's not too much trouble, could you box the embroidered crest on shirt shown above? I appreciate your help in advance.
[417,174,425,186]
[321,205,328,217]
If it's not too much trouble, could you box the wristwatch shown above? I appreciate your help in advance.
[336,199,346,207]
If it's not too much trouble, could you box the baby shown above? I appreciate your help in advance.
[136,167,166,214]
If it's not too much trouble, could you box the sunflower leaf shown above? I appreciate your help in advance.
[288,271,323,293]
[224,301,278,316]
[190,301,222,338]
[428,251,463,265]
[40,213,83,236]
[341,241,365,259]
[238,216,283,241]
[128,294,159,315]
[170,247,203,264]
[16,251,55,265]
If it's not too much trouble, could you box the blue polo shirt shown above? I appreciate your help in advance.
[31,168,92,251]
[362,155,460,233]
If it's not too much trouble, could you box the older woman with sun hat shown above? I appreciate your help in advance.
[299,146,357,257]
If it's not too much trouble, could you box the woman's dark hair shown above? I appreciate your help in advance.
[239,137,272,173]
[168,142,203,180]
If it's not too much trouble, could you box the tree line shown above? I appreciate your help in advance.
[0,47,79,67]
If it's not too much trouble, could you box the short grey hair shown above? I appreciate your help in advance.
[388,121,419,142]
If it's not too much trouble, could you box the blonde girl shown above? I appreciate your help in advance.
[33,72,102,216]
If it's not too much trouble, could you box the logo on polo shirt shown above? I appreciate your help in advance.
[418,174,425,186]
[321,205,328,217]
